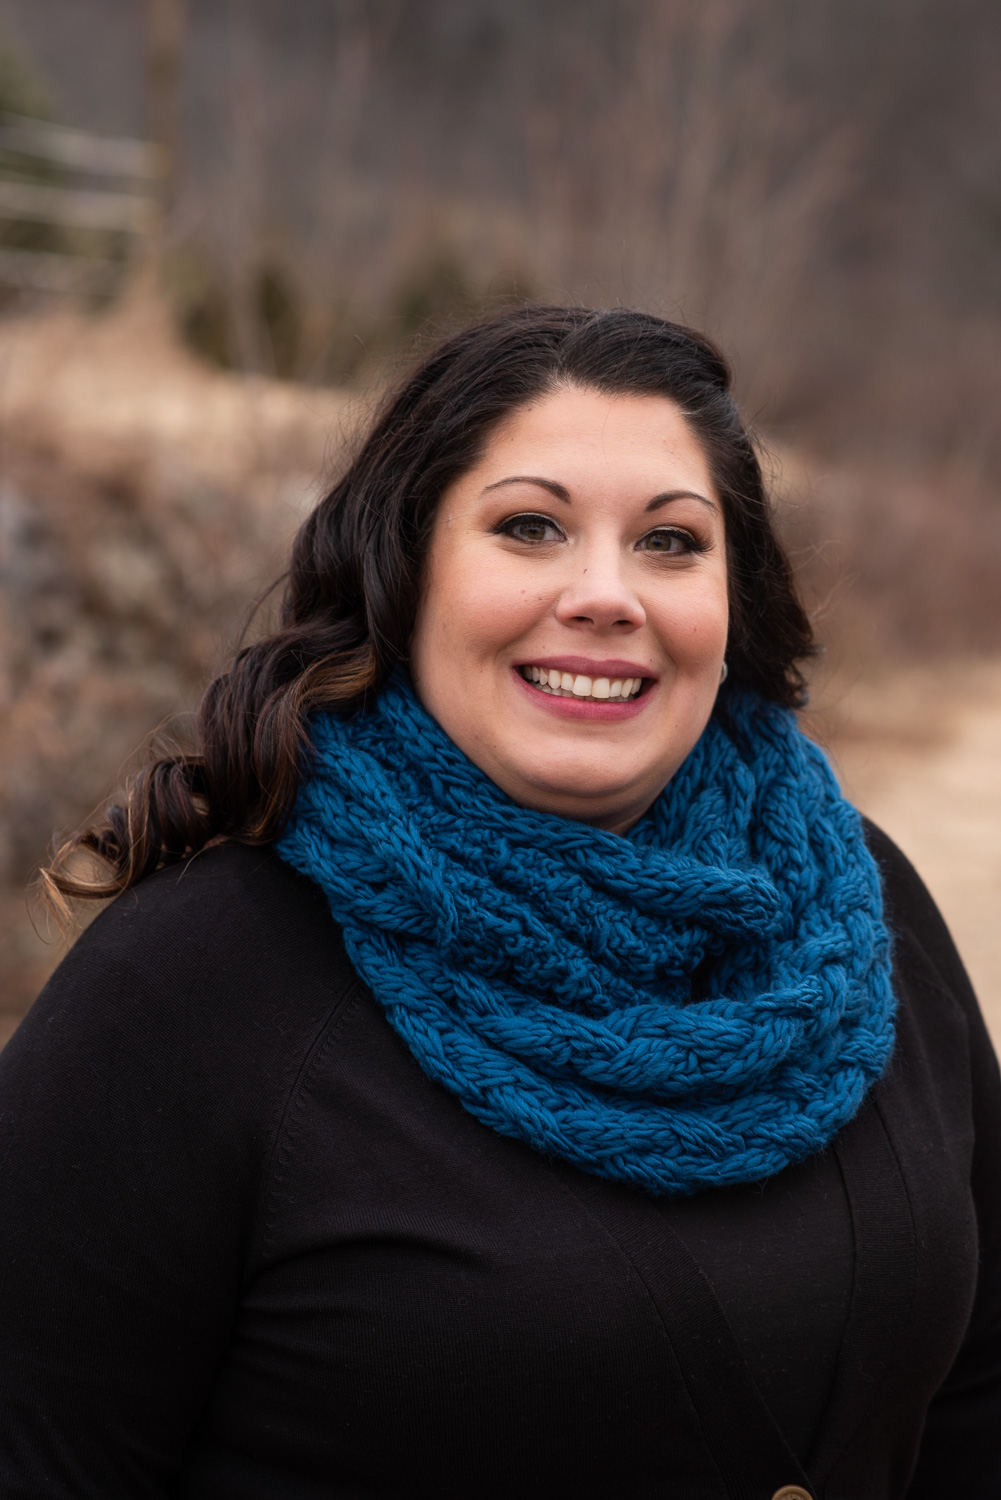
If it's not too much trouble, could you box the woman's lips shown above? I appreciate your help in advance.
[512,665,654,721]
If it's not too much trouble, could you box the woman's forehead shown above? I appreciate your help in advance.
[464,387,715,490]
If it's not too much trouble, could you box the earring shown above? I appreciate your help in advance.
[719,660,728,683]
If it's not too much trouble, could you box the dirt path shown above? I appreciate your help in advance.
[827,661,1001,1050]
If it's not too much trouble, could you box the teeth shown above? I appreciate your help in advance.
[521,667,643,701]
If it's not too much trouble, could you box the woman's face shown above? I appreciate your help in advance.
[409,385,729,833]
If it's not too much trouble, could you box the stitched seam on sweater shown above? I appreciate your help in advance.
[249,980,365,1277]
[824,1093,919,1487]
[873,1091,920,1264]
[540,1162,732,1496]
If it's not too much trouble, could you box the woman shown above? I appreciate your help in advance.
[1,307,998,1499]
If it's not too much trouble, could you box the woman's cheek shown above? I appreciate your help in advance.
[646,586,728,675]
[462,575,553,660]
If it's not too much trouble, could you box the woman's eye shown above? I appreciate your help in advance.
[638,528,697,555]
[501,514,563,544]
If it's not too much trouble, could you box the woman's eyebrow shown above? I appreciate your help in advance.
[482,476,571,503]
[645,490,718,514]
[482,477,718,514]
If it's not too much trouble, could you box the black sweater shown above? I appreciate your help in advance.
[0,825,999,1499]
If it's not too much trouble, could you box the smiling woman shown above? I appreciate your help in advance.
[410,387,730,830]
[3,308,1000,1499]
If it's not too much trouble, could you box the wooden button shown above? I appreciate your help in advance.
[771,1488,813,1500]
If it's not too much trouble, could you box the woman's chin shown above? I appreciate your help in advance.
[501,764,657,830]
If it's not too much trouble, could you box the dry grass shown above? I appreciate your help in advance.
[0,300,355,1017]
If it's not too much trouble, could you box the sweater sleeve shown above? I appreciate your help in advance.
[864,825,1001,1496]
[0,846,342,1499]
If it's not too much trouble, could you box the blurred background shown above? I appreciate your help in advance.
[0,0,998,1040]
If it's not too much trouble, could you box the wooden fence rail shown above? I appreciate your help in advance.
[0,113,162,295]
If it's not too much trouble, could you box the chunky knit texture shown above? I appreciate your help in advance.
[277,674,895,1195]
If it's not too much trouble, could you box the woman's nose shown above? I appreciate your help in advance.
[553,547,646,632]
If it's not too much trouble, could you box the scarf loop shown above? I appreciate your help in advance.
[278,675,895,1196]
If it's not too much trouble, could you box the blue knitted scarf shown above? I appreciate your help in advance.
[278,673,895,1196]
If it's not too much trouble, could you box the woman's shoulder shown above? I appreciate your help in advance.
[862,818,1000,1125]
[76,838,334,951]
[862,818,980,1019]
[7,842,360,1116]
[61,840,350,994]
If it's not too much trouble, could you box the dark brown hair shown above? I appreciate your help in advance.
[43,305,814,907]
